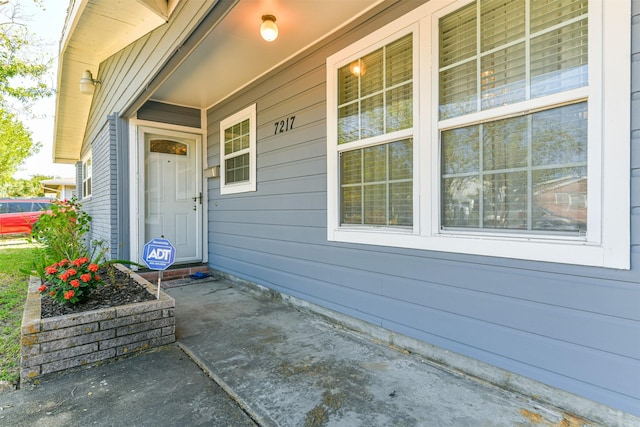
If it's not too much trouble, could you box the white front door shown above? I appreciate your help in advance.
[141,129,201,264]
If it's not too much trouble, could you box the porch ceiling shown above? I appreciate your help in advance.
[53,0,382,164]
[149,0,382,109]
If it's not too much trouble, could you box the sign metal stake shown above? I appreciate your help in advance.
[157,271,162,299]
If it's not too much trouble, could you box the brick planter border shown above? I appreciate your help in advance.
[20,264,175,383]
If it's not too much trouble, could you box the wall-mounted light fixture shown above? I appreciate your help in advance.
[260,14,278,42]
[79,70,101,95]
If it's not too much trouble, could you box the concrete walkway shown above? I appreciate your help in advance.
[1,277,630,426]
[167,278,598,427]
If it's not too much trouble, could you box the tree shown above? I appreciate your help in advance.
[2,173,50,197]
[0,0,52,188]
[0,108,39,186]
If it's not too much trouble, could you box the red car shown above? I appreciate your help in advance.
[0,198,52,236]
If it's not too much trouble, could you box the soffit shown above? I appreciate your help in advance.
[53,0,168,163]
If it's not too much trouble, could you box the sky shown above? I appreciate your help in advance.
[12,0,74,179]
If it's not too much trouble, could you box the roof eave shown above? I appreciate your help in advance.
[53,0,167,164]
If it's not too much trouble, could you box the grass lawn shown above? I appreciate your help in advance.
[0,241,38,387]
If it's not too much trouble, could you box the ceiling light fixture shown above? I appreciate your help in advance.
[79,70,101,95]
[260,14,278,42]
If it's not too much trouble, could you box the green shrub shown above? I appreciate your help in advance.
[30,198,91,262]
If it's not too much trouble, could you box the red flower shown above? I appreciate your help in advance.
[60,272,70,282]
[94,274,101,281]
[45,266,58,275]
[50,291,56,297]
[60,259,70,266]
[67,268,77,276]
[64,290,75,300]
[73,257,89,266]
[80,273,92,283]
[70,279,80,288]
[38,285,47,293]
[88,263,99,272]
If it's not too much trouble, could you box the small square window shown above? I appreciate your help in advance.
[220,104,256,195]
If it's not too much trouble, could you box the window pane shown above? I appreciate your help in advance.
[338,33,413,143]
[440,0,588,119]
[387,83,413,133]
[341,150,361,185]
[363,145,386,183]
[338,103,359,144]
[440,61,477,119]
[389,139,413,180]
[225,153,250,184]
[390,181,413,226]
[532,166,586,232]
[483,116,528,171]
[481,43,526,110]
[340,139,412,226]
[440,2,476,68]
[386,34,413,87]
[480,0,525,52]
[442,176,480,228]
[531,102,587,166]
[150,139,188,156]
[530,0,588,33]
[225,119,250,155]
[360,94,384,139]
[341,186,362,224]
[442,126,479,175]
[338,65,359,104]
[531,19,588,98]
[441,102,586,233]
[361,48,383,97]
[482,171,528,229]
[364,184,386,225]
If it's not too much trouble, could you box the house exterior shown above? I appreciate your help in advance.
[53,0,639,423]
[40,178,76,199]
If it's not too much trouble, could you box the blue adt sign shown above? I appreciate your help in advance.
[142,238,176,270]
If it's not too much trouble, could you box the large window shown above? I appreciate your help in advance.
[337,33,415,227]
[220,104,257,195]
[439,0,588,235]
[326,0,629,268]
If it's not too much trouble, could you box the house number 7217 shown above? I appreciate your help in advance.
[274,116,296,135]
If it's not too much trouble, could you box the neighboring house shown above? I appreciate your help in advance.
[53,0,639,422]
[40,178,76,200]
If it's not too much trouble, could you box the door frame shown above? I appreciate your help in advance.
[128,119,207,266]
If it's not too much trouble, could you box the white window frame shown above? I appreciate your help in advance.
[219,104,257,195]
[327,0,630,269]
[82,154,92,199]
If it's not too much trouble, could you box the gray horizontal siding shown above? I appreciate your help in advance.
[205,0,639,416]
[137,100,201,128]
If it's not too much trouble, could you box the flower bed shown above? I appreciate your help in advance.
[20,264,175,383]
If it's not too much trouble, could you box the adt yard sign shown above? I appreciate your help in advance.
[142,238,176,270]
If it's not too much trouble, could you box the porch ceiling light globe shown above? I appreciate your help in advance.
[260,15,278,42]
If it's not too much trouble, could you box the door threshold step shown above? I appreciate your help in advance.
[137,264,211,282]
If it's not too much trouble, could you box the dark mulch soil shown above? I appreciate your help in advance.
[40,267,156,318]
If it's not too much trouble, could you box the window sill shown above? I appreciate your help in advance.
[329,227,628,270]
